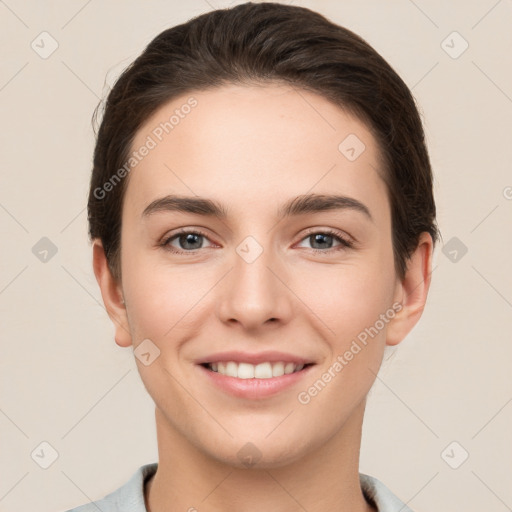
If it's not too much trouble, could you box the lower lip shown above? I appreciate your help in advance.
[198,364,314,399]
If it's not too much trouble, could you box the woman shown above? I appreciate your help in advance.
[67,2,438,511]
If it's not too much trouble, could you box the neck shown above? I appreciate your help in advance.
[145,401,375,512]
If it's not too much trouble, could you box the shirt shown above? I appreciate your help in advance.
[64,462,414,512]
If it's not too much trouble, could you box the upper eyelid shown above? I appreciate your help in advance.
[300,227,354,243]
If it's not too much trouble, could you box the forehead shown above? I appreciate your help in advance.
[124,83,388,219]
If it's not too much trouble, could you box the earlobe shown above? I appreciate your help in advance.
[92,240,133,347]
[386,232,434,346]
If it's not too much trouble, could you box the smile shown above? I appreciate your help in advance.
[204,361,307,379]
[198,360,315,399]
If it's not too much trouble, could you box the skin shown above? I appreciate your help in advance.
[93,83,433,512]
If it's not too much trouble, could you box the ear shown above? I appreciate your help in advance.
[92,239,133,347]
[386,232,434,346]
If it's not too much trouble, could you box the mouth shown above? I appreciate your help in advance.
[200,361,314,379]
[197,359,316,399]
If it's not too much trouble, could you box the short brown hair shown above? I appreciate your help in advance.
[88,2,439,281]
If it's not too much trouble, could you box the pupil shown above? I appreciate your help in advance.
[312,233,332,249]
[182,233,201,250]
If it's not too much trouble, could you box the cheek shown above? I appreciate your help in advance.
[291,254,396,345]
[294,265,395,419]
[121,245,214,342]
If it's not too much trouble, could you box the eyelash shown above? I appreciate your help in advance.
[160,228,354,255]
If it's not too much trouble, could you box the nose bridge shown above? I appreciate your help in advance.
[217,234,291,327]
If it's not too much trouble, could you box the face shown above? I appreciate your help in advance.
[112,83,408,468]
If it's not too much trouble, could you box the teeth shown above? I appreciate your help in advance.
[254,362,272,378]
[226,361,238,378]
[238,362,255,379]
[208,361,306,379]
[272,362,285,377]
[284,362,295,374]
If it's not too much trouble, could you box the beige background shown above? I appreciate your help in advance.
[1,1,511,511]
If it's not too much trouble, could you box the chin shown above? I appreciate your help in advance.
[195,429,315,470]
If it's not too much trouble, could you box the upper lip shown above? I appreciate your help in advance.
[196,351,315,366]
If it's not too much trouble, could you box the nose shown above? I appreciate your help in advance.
[217,242,293,331]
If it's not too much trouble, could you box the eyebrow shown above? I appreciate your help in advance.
[141,193,373,222]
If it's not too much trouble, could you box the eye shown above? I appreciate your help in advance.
[160,228,354,255]
[161,229,214,254]
[296,229,353,253]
